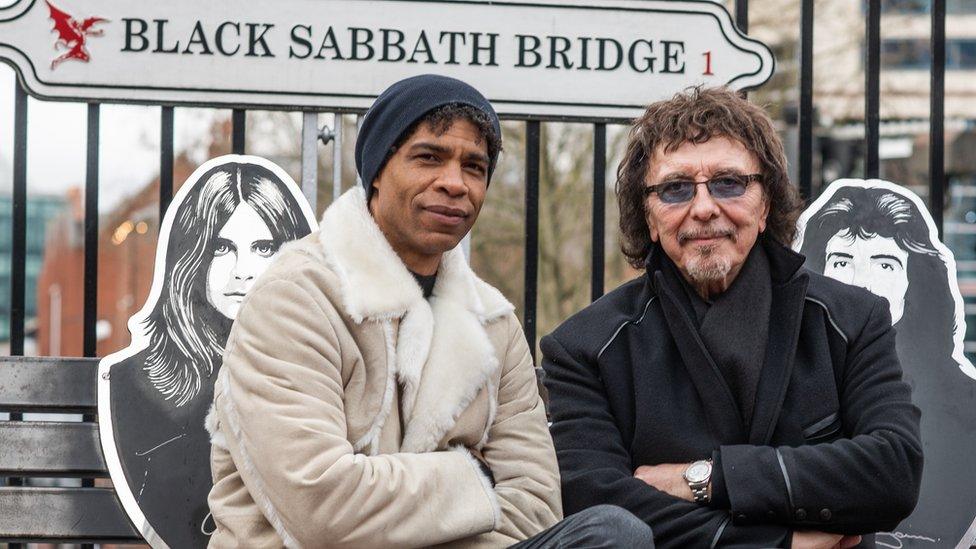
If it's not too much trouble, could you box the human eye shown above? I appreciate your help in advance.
[413,151,439,163]
[710,175,748,197]
[252,240,279,258]
[659,181,693,202]
[713,175,741,188]
[465,161,487,175]
[213,239,234,256]
[831,260,849,269]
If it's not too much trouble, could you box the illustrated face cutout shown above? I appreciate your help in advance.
[795,178,976,547]
[794,178,972,379]
[823,231,910,323]
[206,204,278,320]
[97,155,318,549]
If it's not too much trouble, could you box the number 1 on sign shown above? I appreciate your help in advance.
[703,51,714,75]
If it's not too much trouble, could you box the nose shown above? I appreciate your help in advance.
[433,161,468,197]
[231,252,259,283]
[687,181,720,221]
[850,266,871,291]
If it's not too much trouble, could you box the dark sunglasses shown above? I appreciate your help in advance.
[643,173,762,204]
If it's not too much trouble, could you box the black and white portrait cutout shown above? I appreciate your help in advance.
[795,179,976,548]
[97,156,317,549]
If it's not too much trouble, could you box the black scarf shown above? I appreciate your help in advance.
[661,244,772,428]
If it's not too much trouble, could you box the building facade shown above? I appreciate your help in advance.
[0,192,67,354]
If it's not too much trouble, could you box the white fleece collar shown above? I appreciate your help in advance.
[318,188,515,454]
[318,187,513,324]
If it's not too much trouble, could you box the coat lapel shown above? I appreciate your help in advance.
[318,188,514,454]
[654,271,747,443]
[399,248,513,453]
[747,242,810,444]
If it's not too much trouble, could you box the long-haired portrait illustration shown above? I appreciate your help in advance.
[142,162,311,406]
[795,179,976,547]
[97,156,316,549]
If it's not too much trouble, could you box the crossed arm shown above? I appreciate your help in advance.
[215,277,560,547]
[632,464,861,549]
[541,300,922,549]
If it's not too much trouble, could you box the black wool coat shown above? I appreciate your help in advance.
[541,239,923,549]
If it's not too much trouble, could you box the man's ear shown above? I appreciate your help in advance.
[368,178,380,214]
[647,209,660,242]
[643,158,661,243]
[759,194,771,233]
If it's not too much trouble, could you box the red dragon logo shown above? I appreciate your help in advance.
[46,0,108,70]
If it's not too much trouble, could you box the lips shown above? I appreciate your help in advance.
[679,229,735,244]
[423,204,469,227]
[223,291,247,300]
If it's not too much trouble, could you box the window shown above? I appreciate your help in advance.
[882,39,930,70]
[881,39,976,70]
[949,40,976,69]
[949,0,976,14]
[882,0,976,14]
[882,0,929,14]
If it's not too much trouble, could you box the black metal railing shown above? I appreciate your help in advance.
[931,0,946,237]
[1,0,958,542]
[2,1,955,395]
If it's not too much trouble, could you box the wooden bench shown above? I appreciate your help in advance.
[0,356,548,546]
[0,356,142,545]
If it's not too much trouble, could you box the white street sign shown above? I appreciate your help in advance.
[0,0,774,119]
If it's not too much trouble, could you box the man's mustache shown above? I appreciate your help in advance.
[677,227,736,244]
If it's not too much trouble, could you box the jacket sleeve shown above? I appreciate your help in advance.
[541,332,792,549]
[714,298,923,534]
[213,277,499,549]
[476,314,563,543]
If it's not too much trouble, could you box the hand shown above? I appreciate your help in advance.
[792,531,862,549]
[633,463,695,502]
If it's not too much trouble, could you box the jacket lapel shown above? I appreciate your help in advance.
[654,270,747,443]
[399,248,513,453]
[747,241,810,444]
[318,188,514,454]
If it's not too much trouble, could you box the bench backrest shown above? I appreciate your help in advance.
[0,356,141,544]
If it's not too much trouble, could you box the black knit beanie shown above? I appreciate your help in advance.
[355,74,502,202]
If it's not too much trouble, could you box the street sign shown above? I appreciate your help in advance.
[0,0,774,119]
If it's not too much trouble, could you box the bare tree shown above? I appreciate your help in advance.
[471,121,634,355]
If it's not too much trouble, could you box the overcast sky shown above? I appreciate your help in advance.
[0,63,219,211]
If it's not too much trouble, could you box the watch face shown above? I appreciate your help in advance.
[685,461,711,483]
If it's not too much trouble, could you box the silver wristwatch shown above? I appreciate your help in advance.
[683,459,713,504]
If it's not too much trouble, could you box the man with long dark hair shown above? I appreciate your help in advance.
[542,87,922,548]
[798,180,976,547]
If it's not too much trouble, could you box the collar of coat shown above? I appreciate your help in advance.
[318,187,515,454]
[644,234,811,445]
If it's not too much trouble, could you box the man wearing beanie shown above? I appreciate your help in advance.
[206,74,653,548]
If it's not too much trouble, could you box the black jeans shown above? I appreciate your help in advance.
[509,505,654,548]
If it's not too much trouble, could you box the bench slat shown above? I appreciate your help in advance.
[0,486,141,543]
[0,421,107,477]
[0,357,99,412]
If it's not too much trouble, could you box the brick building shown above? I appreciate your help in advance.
[35,156,196,358]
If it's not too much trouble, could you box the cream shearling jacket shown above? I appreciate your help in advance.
[206,188,562,548]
